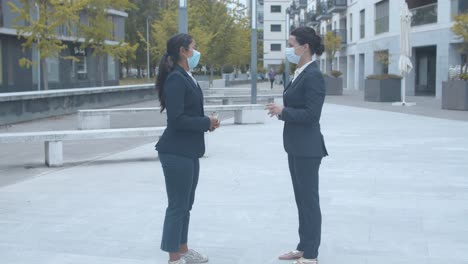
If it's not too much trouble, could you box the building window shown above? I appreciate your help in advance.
[108,16,116,40]
[0,41,2,85]
[0,1,3,27]
[271,44,281,51]
[349,13,353,42]
[408,0,437,26]
[107,56,116,80]
[271,24,281,32]
[375,0,389,35]
[46,57,59,82]
[75,57,87,80]
[271,5,281,13]
[360,9,365,39]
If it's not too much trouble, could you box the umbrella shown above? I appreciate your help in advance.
[396,2,414,106]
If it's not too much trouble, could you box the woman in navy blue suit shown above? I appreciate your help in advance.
[266,27,328,264]
[155,33,219,264]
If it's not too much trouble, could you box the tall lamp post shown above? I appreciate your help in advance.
[35,3,41,91]
[250,0,257,104]
[178,0,188,34]
[284,7,290,86]
[146,16,152,81]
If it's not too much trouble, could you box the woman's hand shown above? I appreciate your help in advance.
[209,116,220,132]
[265,103,284,117]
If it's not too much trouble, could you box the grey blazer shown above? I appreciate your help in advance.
[280,61,328,157]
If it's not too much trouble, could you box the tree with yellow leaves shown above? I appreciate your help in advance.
[324,31,342,73]
[9,0,87,90]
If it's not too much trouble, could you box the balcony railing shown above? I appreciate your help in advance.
[410,3,438,26]
[375,16,389,34]
[316,2,331,21]
[306,10,319,26]
[293,0,307,9]
[327,0,347,13]
[333,29,347,44]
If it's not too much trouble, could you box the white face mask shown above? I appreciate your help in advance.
[285,46,303,64]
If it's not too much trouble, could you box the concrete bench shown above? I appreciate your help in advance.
[0,127,165,167]
[204,94,283,105]
[77,104,267,130]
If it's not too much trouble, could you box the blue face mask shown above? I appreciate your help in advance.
[285,46,303,64]
[188,49,201,70]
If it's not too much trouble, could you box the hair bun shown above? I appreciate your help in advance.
[315,43,325,56]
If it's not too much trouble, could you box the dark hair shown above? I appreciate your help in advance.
[155,33,193,112]
[290,27,324,56]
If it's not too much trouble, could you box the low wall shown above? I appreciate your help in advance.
[0,84,157,126]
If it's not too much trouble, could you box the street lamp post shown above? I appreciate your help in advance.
[250,0,257,104]
[146,16,152,81]
[178,0,188,34]
[285,8,290,86]
[35,3,41,91]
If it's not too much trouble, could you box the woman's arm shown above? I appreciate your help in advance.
[280,72,325,124]
[165,73,211,132]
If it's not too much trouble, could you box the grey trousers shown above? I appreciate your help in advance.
[159,153,200,253]
[288,155,322,259]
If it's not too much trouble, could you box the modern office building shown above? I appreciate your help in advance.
[0,1,127,93]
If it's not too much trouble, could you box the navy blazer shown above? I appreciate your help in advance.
[155,65,211,158]
[280,61,328,158]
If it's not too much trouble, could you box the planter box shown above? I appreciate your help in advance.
[364,79,401,102]
[442,80,468,110]
[324,75,343,95]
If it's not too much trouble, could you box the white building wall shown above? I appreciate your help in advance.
[263,0,291,70]
[336,0,462,98]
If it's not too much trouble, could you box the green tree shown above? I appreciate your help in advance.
[324,31,342,73]
[452,14,468,75]
[125,0,161,78]
[151,0,249,81]
[79,0,137,86]
[8,0,86,90]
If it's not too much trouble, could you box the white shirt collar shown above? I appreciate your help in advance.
[186,71,198,86]
[292,56,316,83]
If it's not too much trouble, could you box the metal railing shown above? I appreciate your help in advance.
[327,0,347,10]
[410,3,438,26]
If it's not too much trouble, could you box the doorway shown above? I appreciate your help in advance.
[415,46,436,96]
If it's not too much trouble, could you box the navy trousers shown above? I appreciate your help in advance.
[288,155,322,259]
[159,153,200,253]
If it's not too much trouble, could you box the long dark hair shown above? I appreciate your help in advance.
[155,33,193,112]
[290,27,324,56]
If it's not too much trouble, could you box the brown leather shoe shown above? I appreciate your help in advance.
[278,250,304,260]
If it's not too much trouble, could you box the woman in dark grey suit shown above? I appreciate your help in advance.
[266,27,328,264]
[155,33,219,264]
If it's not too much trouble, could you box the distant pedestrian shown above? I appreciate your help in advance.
[155,33,220,264]
[268,68,276,89]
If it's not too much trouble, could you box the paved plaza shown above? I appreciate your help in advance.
[1,98,468,264]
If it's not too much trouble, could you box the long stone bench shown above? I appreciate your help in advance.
[0,127,165,167]
[77,104,266,130]
[204,94,283,105]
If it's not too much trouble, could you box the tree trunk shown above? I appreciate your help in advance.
[41,59,48,90]
[100,56,105,87]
